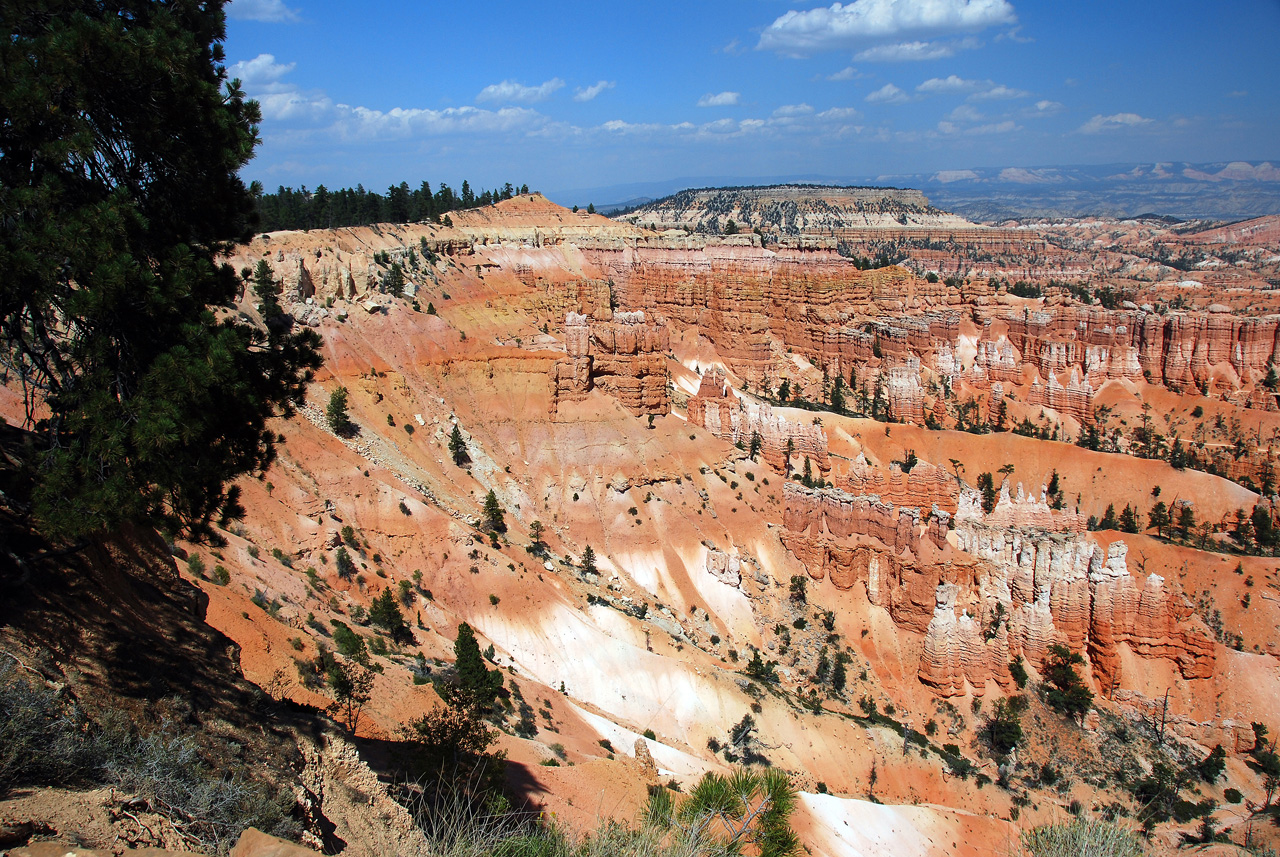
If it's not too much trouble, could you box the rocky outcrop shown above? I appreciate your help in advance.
[885,358,927,425]
[919,582,1011,695]
[1087,541,1216,691]
[552,311,670,417]
[686,369,830,472]
[783,483,936,557]
[782,475,1215,697]
[1025,369,1094,425]
[1001,306,1280,394]
[846,454,959,515]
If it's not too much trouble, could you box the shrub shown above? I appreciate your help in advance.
[330,621,366,659]
[984,697,1023,757]
[0,657,295,849]
[644,728,657,740]
[1043,643,1093,724]
[212,565,231,585]
[1223,787,1242,804]
[1021,817,1146,857]
[1009,656,1029,688]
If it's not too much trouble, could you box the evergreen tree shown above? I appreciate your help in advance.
[776,379,790,402]
[326,387,352,434]
[749,431,763,461]
[1098,503,1118,531]
[528,520,547,555]
[830,376,846,413]
[1,0,322,540]
[482,489,507,534]
[449,622,502,709]
[384,262,405,297]
[801,457,813,487]
[371,589,411,644]
[977,472,997,514]
[1042,644,1093,725]
[335,546,356,579]
[1177,503,1196,539]
[448,424,470,465]
[1148,501,1171,538]
[581,545,597,576]
[831,658,847,693]
[252,259,283,318]
[1119,504,1140,533]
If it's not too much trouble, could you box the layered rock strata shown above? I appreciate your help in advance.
[552,311,670,417]
[686,369,830,472]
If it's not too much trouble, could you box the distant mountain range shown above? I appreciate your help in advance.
[550,161,1280,222]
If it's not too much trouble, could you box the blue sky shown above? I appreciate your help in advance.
[225,0,1280,197]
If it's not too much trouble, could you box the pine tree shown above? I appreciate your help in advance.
[482,489,507,534]
[1177,503,1196,539]
[326,387,352,434]
[528,520,547,555]
[749,431,763,461]
[448,424,470,465]
[581,545,597,576]
[450,622,502,709]
[1119,504,1140,533]
[1148,501,1171,538]
[1,0,322,540]
[977,472,997,514]
[370,589,410,643]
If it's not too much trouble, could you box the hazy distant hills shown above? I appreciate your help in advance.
[615,184,974,235]
[553,161,1280,222]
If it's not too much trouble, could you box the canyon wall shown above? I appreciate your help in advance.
[780,478,1215,698]
[552,311,670,417]
[686,369,831,471]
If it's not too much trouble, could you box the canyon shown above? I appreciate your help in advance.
[6,189,1280,857]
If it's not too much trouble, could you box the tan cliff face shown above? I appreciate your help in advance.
[125,191,1280,855]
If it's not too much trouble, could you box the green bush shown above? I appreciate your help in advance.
[1021,817,1145,857]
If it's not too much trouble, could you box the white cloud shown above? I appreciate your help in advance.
[226,0,299,23]
[969,83,1029,101]
[968,119,1018,134]
[758,0,1015,54]
[817,106,862,120]
[697,91,741,107]
[865,83,909,104]
[995,26,1033,43]
[917,74,980,93]
[1078,112,1152,134]
[938,117,1018,135]
[228,54,296,90]
[1227,90,1248,98]
[773,103,815,117]
[826,66,861,81]
[855,39,973,61]
[946,103,984,122]
[573,80,616,102]
[476,78,565,104]
[1027,99,1064,116]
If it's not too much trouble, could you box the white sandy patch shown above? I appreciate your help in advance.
[569,704,713,777]
[798,793,990,857]
[477,601,752,745]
